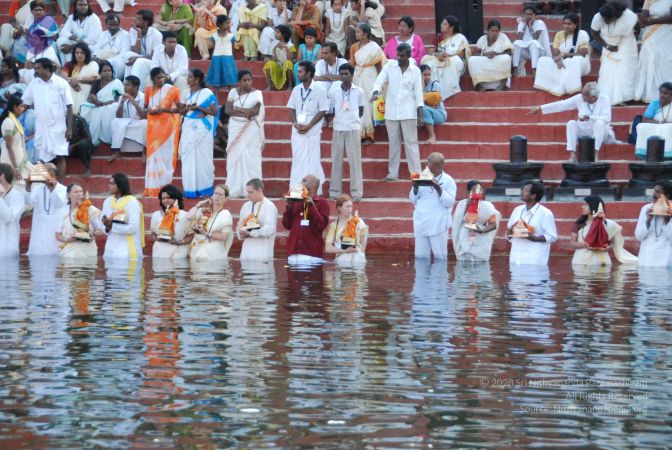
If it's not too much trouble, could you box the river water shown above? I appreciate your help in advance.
[0,256,669,449]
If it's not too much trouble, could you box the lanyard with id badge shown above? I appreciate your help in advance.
[297,87,312,124]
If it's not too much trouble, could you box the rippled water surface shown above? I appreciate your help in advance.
[0,256,670,449]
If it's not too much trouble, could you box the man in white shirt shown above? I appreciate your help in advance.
[328,63,364,201]
[506,181,558,266]
[150,31,189,93]
[21,58,73,180]
[124,10,164,91]
[634,181,672,267]
[529,82,616,161]
[409,152,456,259]
[0,163,26,258]
[287,61,329,195]
[236,178,278,261]
[93,14,131,80]
[24,163,68,256]
[109,75,146,162]
[97,0,136,14]
[56,0,102,65]
[372,43,424,181]
[314,42,348,92]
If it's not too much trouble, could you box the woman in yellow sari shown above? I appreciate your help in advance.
[193,0,227,59]
[56,184,104,259]
[144,67,182,197]
[0,95,32,190]
[350,23,385,144]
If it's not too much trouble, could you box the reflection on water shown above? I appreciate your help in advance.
[0,256,669,448]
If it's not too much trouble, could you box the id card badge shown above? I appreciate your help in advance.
[300,219,310,227]
[297,113,307,124]
[342,100,350,111]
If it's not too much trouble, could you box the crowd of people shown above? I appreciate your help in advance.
[1,156,671,268]
[0,0,671,266]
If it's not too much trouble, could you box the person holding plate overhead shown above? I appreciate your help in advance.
[409,152,456,260]
[56,183,105,259]
[150,184,192,259]
[451,180,500,262]
[236,178,277,261]
[635,181,672,267]
[101,172,145,259]
[505,181,557,266]
[25,162,68,256]
[325,194,368,265]
[282,174,330,265]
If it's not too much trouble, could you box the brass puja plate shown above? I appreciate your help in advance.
[112,213,128,224]
[463,223,481,231]
[73,231,92,242]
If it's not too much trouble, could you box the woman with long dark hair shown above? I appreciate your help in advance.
[0,94,31,187]
[569,195,636,266]
[101,172,145,259]
[80,60,124,145]
[150,184,192,258]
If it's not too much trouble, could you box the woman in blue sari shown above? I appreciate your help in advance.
[25,1,59,62]
[178,68,219,198]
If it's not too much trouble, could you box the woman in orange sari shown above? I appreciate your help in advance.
[290,0,323,46]
[144,67,182,197]
[193,0,227,60]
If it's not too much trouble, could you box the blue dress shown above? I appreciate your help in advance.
[293,43,321,84]
[206,33,238,87]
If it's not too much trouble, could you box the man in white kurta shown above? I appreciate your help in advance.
[409,152,457,259]
[314,43,349,93]
[512,11,551,75]
[530,82,615,161]
[93,14,131,80]
[150,35,189,93]
[21,58,73,180]
[24,165,68,256]
[506,182,558,266]
[0,164,26,258]
[372,43,424,180]
[124,10,164,91]
[56,1,102,64]
[287,61,329,195]
[635,182,672,267]
[237,178,278,261]
[110,75,146,157]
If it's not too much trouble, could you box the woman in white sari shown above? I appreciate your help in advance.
[635,82,672,159]
[225,69,265,198]
[350,22,385,144]
[79,60,125,146]
[187,184,234,261]
[635,0,672,103]
[0,95,32,190]
[569,195,637,266]
[468,20,513,91]
[451,180,501,262]
[325,194,368,266]
[420,15,470,100]
[178,69,219,199]
[591,2,639,105]
[56,184,104,259]
[534,12,591,96]
[61,42,100,114]
[150,184,192,259]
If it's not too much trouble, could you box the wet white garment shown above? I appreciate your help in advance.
[150,209,190,259]
[635,203,672,267]
[237,197,278,261]
[102,195,144,259]
[25,183,68,256]
[507,203,558,266]
[0,187,25,257]
[409,171,457,237]
[452,199,501,262]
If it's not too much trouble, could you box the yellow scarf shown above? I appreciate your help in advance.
[8,112,24,136]
[111,195,145,257]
